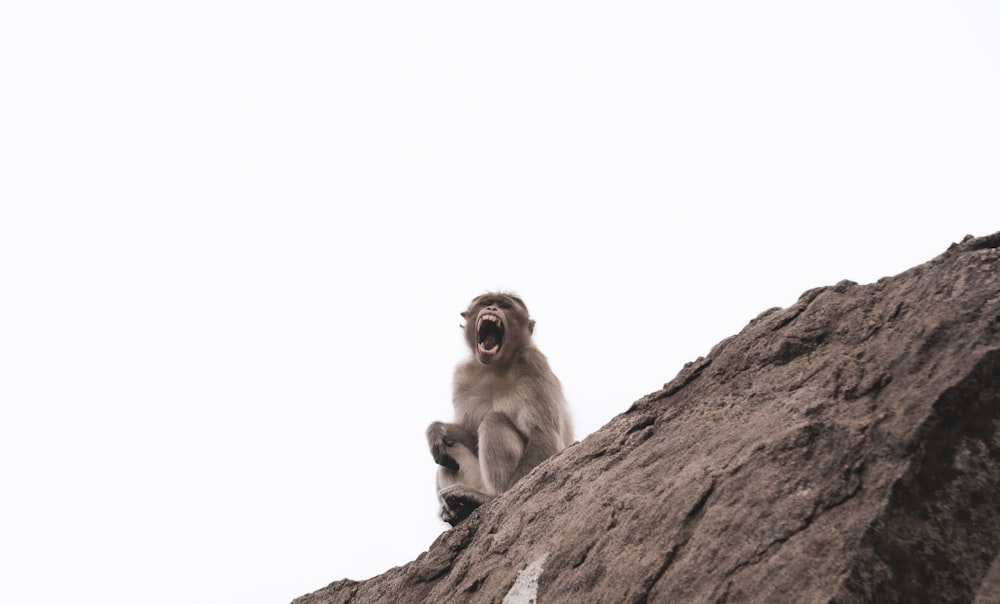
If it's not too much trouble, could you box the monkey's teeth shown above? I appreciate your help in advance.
[477,315,502,330]
[476,313,504,356]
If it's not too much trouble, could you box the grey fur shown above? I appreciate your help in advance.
[427,292,573,525]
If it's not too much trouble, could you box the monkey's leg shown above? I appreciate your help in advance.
[436,445,490,526]
[478,411,526,494]
[429,423,490,525]
[435,441,486,493]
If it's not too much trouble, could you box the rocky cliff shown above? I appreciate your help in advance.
[295,232,1000,603]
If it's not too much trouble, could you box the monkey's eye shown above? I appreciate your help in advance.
[497,301,510,309]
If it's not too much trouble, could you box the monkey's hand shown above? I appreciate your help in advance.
[426,422,460,471]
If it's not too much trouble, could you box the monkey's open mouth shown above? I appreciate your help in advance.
[476,314,504,355]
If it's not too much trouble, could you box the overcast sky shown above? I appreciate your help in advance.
[2,2,998,603]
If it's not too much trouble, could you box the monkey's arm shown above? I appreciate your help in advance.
[477,411,527,493]
[501,358,568,474]
[426,421,477,471]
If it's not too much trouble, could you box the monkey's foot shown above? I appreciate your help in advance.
[439,485,492,526]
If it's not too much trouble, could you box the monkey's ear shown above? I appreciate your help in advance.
[460,311,468,319]
[528,319,536,335]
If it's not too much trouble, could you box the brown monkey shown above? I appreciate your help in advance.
[427,292,573,525]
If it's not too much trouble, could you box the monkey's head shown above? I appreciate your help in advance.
[461,292,535,366]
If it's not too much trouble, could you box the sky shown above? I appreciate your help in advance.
[1,2,998,603]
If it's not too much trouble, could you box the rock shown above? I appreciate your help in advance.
[294,232,1000,603]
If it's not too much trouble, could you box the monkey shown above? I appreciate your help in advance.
[427,292,573,525]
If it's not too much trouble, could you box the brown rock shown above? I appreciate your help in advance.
[294,232,1000,604]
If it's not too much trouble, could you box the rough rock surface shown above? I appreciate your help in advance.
[294,232,1000,604]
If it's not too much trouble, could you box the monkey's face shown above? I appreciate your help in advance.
[461,293,535,366]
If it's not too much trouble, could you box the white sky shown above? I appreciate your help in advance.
[1,2,998,603]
